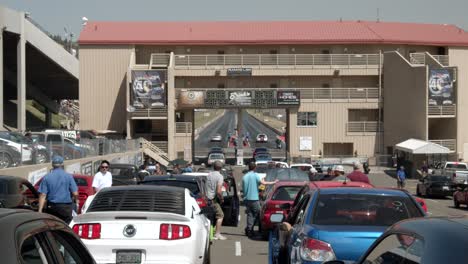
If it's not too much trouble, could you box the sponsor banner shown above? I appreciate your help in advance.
[428,68,454,106]
[81,161,93,175]
[178,91,205,108]
[277,91,300,105]
[28,167,48,185]
[131,70,167,108]
[227,68,252,76]
[228,91,252,106]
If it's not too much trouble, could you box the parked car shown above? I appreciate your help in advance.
[208,146,224,155]
[255,153,273,162]
[0,141,21,168]
[0,175,39,210]
[72,185,211,264]
[259,181,304,239]
[324,217,468,264]
[210,133,222,142]
[253,147,269,159]
[269,187,425,264]
[0,208,96,263]
[108,163,142,185]
[34,174,95,214]
[439,161,468,184]
[256,133,268,143]
[31,132,86,160]
[416,175,456,198]
[207,153,225,166]
[265,168,309,182]
[0,131,34,164]
[142,174,209,208]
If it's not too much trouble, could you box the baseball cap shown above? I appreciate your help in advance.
[335,165,345,172]
[51,156,64,166]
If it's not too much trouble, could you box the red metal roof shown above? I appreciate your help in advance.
[79,20,468,46]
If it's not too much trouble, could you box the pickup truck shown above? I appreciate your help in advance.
[440,162,468,184]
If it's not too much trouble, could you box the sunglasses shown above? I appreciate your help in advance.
[101,166,109,169]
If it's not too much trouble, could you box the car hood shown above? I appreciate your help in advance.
[308,225,386,261]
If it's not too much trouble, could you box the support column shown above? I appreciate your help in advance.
[167,52,176,160]
[17,13,26,131]
[45,109,52,127]
[0,29,4,129]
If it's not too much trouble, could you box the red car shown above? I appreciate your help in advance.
[260,180,374,239]
[34,174,95,214]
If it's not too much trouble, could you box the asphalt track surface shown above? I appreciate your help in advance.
[210,168,468,263]
[194,110,284,152]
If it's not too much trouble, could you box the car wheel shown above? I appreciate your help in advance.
[454,198,460,208]
[0,153,13,168]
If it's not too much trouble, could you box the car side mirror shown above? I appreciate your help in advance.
[279,203,291,210]
[270,213,284,224]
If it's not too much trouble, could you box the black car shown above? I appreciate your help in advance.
[209,146,224,155]
[108,163,142,185]
[0,142,21,168]
[0,208,95,263]
[0,175,39,210]
[325,216,468,264]
[416,175,456,197]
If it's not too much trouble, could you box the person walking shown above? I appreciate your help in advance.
[183,163,193,173]
[206,161,227,240]
[397,166,407,189]
[421,161,429,177]
[242,162,278,238]
[92,160,112,192]
[347,162,371,184]
[38,156,79,224]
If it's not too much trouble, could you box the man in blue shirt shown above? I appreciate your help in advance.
[397,165,407,189]
[242,162,278,238]
[38,156,79,224]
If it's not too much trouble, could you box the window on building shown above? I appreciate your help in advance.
[297,112,317,127]
[348,109,379,122]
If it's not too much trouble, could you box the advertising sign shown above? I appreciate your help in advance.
[65,163,81,174]
[428,68,454,106]
[28,167,48,185]
[131,70,167,108]
[81,162,93,175]
[228,91,252,106]
[178,91,205,108]
[299,136,312,151]
[227,68,252,76]
[277,91,300,105]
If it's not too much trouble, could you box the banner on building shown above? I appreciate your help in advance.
[227,68,252,76]
[178,91,205,108]
[131,70,167,108]
[228,91,252,106]
[428,68,454,106]
[277,91,300,105]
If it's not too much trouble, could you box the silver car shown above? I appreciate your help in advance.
[210,133,222,142]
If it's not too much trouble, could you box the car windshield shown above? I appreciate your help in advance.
[210,154,224,159]
[429,176,451,181]
[256,165,269,173]
[141,180,200,195]
[292,165,312,172]
[266,168,309,181]
[255,148,268,153]
[109,168,135,178]
[256,154,271,159]
[446,163,467,169]
[272,186,301,201]
[313,194,422,226]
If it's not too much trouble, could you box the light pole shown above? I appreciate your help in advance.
[64,27,74,53]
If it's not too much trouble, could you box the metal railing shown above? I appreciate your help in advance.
[151,141,168,153]
[150,54,171,67]
[175,122,192,134]
[139,138,170,164]
[173,53,381,68]
[429,139,456,152]
[409,53,449,66]
[300,88,379,100]
[428,105,456,116]
[129,108,168,119]
[347,122,383,133]
[0,138,141,169]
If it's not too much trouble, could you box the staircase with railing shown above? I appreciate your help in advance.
[140,138,170,166]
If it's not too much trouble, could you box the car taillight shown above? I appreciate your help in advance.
[79,193,88,201]
[196,198,207,207]
[159,224,191,240]
[72,223,101,239]
[300,238,335,262]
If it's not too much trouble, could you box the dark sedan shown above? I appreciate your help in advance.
[0,209,95,263]
[416,175,456,198]
[109,163,142,185]
[324,216,468,264]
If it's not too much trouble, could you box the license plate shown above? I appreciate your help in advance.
[116,251,141,264]
[443,186,449,190]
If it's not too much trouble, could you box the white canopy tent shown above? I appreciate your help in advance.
[395,138,451,154]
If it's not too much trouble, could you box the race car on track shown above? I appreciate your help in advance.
[256,134,268,143]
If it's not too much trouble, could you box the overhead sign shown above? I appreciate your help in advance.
[131,70,167,108]
[178,91,205,108]
[277,91,300,105]
[227,68,252,76]
[228,91,252,106]
[428,68,454,106]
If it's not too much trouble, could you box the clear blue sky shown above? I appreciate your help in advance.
[1,0,467,39]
